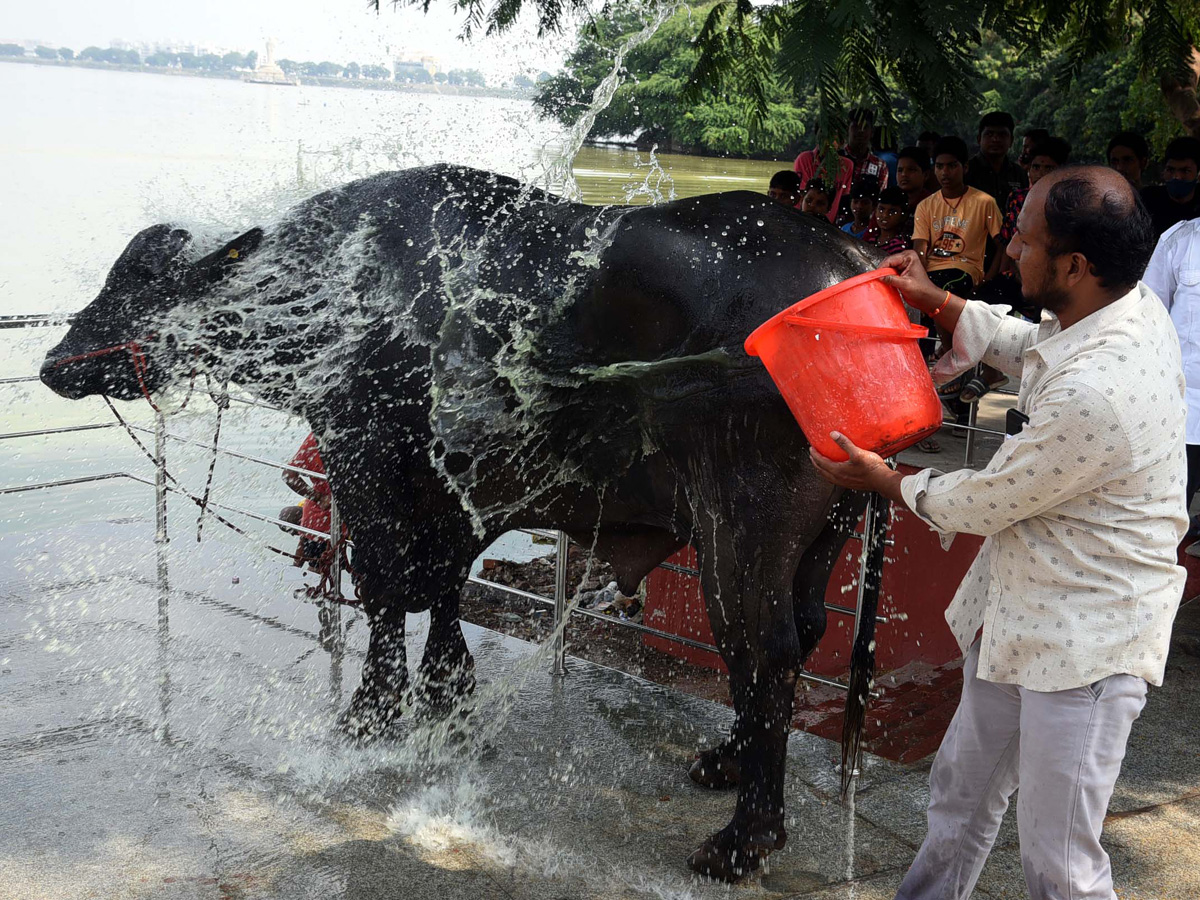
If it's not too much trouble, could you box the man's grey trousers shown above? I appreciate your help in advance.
[895,641,1147,900]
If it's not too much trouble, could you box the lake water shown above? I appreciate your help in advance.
[0,62,787,536]
[0,62,788,320]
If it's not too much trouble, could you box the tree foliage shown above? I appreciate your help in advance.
[535,2,812,156]
[79,46,141,66]
[399,0,1200,146]
[395,62,433,83]
[447,68,486,86]
[971,33,1177,160]
[532,2,1185,160]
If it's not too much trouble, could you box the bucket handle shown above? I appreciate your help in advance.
[783,315,928,340]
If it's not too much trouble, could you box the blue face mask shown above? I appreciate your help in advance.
[1166,177,1197,200]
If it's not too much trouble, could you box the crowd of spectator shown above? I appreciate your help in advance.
[768,108,1200,450]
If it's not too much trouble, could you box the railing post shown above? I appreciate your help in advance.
[964,366,980,468]
[153,409,171,741]
[154,410,168,548]
[325,499,344,698]
[552,530,568,677]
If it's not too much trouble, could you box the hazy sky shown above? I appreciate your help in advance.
[3,0,574,76]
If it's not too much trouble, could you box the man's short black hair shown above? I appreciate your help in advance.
[1042,168,1156,292]
[1164,135,1200,168]
[933,135,969,165]
[770,170,803,192]
[977,111,1016,137]
[878,186,909,209]
[1029,137,1071,166]
[848,107,875,126]
[1106,130,1149,162]
[1023,127,1050,145]
[850,176,880,200]
[917,131,940,144]
[897,146,932,170]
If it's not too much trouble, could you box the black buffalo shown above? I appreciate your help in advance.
[41,164,886,880]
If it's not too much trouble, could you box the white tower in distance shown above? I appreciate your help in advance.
[244,36,297,86]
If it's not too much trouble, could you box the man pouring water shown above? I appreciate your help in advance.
[811,166,1187,899]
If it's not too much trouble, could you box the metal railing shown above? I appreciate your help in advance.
[926,367,1016,469]
[1,317,890,696]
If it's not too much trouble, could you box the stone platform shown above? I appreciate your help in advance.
[2,512,1197,899]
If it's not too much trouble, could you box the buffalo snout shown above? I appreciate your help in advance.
[40,338,137,401]
[40,342,92,399]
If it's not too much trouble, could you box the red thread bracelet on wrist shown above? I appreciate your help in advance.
[931,290,952,317]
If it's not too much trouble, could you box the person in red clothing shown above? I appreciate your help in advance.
[985,137,1072,322]
[795,109,891,226]
[794,140,853,224]
[839,107,890,193]
[284,432,333,568]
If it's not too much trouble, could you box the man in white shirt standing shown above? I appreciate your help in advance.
[1144,219,1200,554]
[810,166,1186,899]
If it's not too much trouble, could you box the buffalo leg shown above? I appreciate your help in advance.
[689,494,861,794]
[790,491,865,665]
[413,556,478,716]
[687,526,804,881]
[339,605,410,738]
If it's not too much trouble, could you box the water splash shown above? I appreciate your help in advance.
[622,145,676,205]
[538,0,679,201]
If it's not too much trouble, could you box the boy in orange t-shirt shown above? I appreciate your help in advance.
[913,135,1005,407]
[913,136,1003,293]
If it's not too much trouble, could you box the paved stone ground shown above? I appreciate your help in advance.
[2,517,1197,899]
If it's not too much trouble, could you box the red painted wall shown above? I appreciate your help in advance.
[642,468,982,677]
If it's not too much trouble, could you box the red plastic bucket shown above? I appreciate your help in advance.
[744,268,942,461]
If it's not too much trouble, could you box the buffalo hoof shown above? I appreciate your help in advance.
[688,743,740,789]
[414,659,477,719]
[337,682,408,739]
[686,821,786,882]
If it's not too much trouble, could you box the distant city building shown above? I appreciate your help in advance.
[392,51,441,79]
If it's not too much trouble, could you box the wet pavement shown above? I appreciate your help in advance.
[2,514,1198,899]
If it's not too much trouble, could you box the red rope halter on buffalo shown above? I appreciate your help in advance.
[50,334,361,609]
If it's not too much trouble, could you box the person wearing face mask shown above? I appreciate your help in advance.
[1141,136,1200,238]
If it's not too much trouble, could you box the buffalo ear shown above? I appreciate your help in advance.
[114,224,193,280]
[197,228,265,282]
